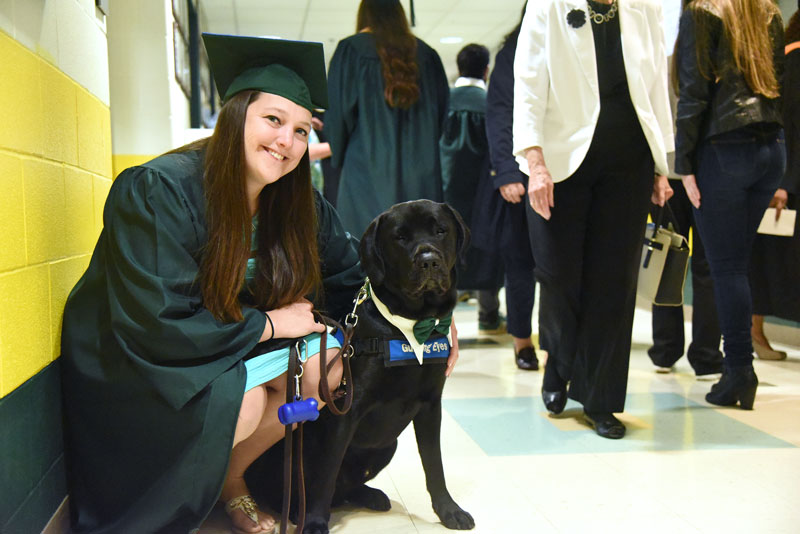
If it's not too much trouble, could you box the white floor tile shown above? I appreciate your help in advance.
[200,298,800,534]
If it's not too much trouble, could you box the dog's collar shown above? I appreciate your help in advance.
[368,282,453,365]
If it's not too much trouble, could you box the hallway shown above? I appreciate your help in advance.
[200,299,800,534]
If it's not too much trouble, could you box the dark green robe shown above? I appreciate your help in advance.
[324,32,449,238]
[440,85,488,225]
[439,85,503,290]
[60,149,362,533]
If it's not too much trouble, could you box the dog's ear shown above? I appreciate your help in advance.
[442,203,470,263]
[359,214,385,286]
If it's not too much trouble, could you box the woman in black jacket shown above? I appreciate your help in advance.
[674,0,785,410]
[749,4,800,358]
[484,4,540,371]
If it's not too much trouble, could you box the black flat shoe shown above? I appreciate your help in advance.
[542,358,567,414]
[541,388,566,414]
[515,347,539,370]
[584,411,626,439]
[706,367,758,410]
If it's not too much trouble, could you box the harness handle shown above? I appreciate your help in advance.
[314,312,354,416]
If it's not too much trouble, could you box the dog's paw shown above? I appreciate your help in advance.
[346,484,391,511]
[434,501,475,530]
[301,518,330,534]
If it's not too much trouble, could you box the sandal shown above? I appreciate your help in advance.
[225,495,277,534]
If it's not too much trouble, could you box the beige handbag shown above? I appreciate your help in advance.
[637,203,690,306]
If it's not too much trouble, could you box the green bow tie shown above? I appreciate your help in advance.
[412,314,452,344]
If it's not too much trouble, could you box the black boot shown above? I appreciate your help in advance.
[705,367,758,410]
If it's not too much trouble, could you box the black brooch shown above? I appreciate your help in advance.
[567,8,586,28]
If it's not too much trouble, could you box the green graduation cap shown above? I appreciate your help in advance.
[202,33,328,111]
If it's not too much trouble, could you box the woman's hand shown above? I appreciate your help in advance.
[651,174,673,206]
[499,182,526,204]
[445,320,460,377]
[309,142,331,161]
[769,188,788,218]
[681,174,701,209]
[525,147,554,220]
[260,298,325,342]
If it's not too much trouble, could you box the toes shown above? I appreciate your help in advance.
[434,502,475,530]
[442,510,475,530]
[259,515,276,531]
[346,485,391,511]
[302,518,330,534]
[230,508,274,534]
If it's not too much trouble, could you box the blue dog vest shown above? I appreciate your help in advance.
[333,330,450,367]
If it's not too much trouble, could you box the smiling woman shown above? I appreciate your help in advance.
[59,34,365,534]
[243,94,313,208]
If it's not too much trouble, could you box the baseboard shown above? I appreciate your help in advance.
[41,497,68,534]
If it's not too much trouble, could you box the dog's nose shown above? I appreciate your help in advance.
[415,251,440,271]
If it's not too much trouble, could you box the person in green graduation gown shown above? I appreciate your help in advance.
[60,34,364,534]
[324,0,450,238]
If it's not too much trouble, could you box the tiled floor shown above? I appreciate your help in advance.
[200,297,800,534]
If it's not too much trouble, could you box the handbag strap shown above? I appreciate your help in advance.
[653,199,683,236]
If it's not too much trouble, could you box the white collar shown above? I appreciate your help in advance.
[454,77,487,90]
[369,283,453,365]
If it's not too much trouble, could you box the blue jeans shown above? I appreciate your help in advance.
[692,128,785,368]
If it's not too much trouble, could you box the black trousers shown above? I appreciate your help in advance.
[750,193,800,321]
[648,181,723,375]
[477,290,500,324]
[503,200,536,339]
[527,132,652,412]
[475,225,536,338]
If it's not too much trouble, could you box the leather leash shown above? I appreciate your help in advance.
[315,313,355,415]
[281,342,304,534]
[280,310,358,533]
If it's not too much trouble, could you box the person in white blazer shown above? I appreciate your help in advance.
[512,0,674,438]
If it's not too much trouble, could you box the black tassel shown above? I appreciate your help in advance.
[410,0,416,27]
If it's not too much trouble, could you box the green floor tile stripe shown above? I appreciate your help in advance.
[443,393,796,456]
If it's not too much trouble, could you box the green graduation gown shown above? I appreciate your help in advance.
[60,149,362,533]
[439,85,503,290]
[324,32,449,238]
[440,85,487,224]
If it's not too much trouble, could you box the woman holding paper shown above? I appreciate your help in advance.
[674,0,785,409]
[749,3,800,359]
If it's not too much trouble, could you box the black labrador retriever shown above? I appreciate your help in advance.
[247,200,475,534]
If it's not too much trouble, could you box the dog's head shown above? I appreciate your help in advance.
[359,200,469,320]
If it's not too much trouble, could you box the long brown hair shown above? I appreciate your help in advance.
[686,0,781,98]
[198,90,321,322]
[357,0,419,109]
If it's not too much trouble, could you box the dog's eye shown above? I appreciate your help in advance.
[436,227,447,235]
[395,234,407,242]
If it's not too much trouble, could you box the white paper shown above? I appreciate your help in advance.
[757,208,796,237]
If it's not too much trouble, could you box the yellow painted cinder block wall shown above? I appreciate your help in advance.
[0,30,111,397]
[112,154,157,178]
